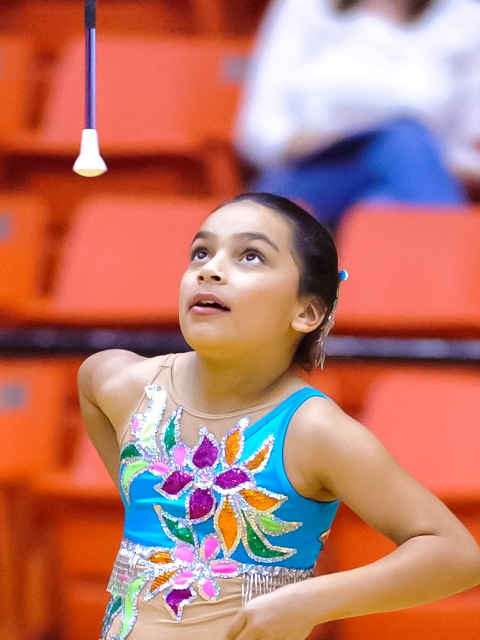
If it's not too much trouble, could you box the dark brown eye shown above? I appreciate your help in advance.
[242,249,264,263]
[190,247,209,261]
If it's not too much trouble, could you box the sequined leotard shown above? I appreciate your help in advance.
[102,355,340,640]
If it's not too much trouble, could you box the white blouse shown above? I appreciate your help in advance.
[234,0,480,174]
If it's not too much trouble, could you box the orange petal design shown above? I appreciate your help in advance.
[225,428,241,466]
[217,496,238,551]
[150,571,176,592]
[148,551,173,564]
[241,489,279,511]
[245,444,270,471]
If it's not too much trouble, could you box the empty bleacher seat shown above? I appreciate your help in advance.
[331,367,480,640]
[0,357,81,639]
[13,195,218,327]
[0,35,35,135]
[6,35,251,216]
[31,430,123,640]
[334,205,480,337]
[7,0,197,61]
[46,35,248,157]
[0,193,51,319]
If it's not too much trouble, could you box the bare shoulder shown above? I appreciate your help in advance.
[285,390,391,500]
[291,390,356,438]
[78,349,143,393]
[292,391,387,462]
[78,349,169,410]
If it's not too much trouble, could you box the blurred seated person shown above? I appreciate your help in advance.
[234,0,480,229]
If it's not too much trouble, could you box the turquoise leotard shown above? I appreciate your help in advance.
[102,370,340,638]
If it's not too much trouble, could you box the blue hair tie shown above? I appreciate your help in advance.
[339,269,349,282]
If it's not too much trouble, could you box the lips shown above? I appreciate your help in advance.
[190,293,230,313]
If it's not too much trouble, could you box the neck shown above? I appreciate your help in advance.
[175,350,296,415]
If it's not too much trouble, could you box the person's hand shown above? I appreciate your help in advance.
[223,581,320,640]
[282,131,341,161]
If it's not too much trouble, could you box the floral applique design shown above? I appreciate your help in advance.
[102,534,242,638]
[144,534,240,618]
[107,385,303,637]
[119,385,301,563]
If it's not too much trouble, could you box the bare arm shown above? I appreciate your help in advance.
[307,414,480,619]
[225,401,480,640]
[77,349,147,487]
[78,385,120,487]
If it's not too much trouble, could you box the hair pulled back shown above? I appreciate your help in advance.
[214,193,340,371]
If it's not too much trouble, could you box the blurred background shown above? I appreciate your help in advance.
[0,1,479,639]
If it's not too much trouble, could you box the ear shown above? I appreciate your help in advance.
[291,297,325,335]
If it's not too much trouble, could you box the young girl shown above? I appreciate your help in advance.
[78,192,480,640]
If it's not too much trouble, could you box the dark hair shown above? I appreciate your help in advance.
[214,192,340,371]
[336,0,432,20]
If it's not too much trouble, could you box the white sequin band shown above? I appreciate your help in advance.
[107,538,314,605]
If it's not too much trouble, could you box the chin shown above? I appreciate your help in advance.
[184,330,251,364]
[181,322,229,352]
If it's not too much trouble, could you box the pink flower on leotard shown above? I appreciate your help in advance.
[144,534,240,621]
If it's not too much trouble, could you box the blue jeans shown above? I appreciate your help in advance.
[251,118,466,229]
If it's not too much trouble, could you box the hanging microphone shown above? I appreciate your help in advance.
[73,0,107,177]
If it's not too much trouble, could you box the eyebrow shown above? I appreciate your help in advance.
[192,230,280,252]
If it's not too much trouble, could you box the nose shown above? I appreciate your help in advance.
[196,256,225,283]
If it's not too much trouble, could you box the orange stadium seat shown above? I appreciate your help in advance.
[6,34,251,216]
[334,205,480,337]
[299,361,410,420]
[330,367,480,640]
[0,193,51,318]
[7,0,267,57]
[32,430,123,640]
[0,35,35,135]
[361,368,480,500]
[0,357,80,639]
[8,0,197,60]
[13,195,218,327]
[44,35,248,169]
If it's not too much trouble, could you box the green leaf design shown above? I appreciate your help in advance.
[257,514,285,533]
[163,415,177,454]
[138,421,158,449]
[120,444,141,462]
[158,510,195,545]
[257,514,301,536]
[109,596,122,616]
[244,518,292,560]
[100,596,122,639]
[118,576,148,640]
[121,460,150,502]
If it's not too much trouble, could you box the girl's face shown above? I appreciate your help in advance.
[179,201,316,359]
